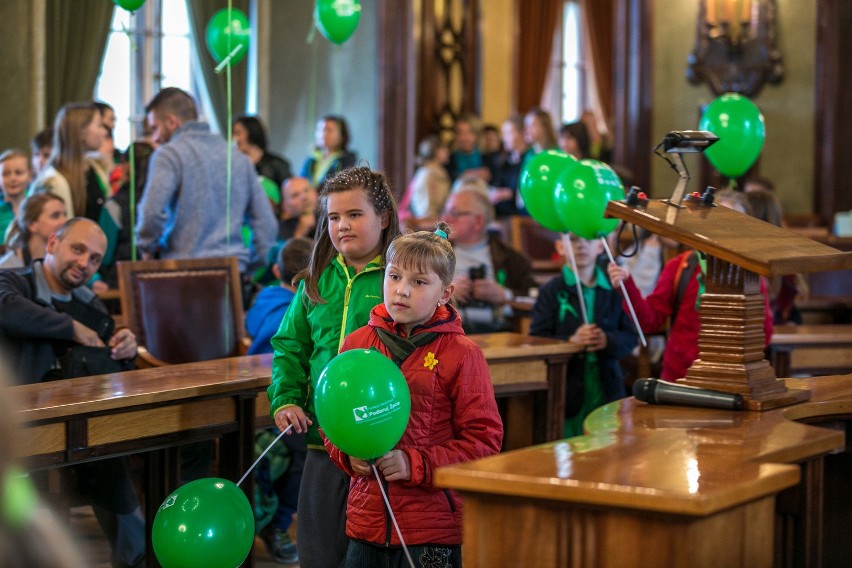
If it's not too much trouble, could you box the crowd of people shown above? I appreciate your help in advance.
[0,90,802,567]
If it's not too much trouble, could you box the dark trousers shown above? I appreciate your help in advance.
[296,448,350,568]
[343,540,462,568]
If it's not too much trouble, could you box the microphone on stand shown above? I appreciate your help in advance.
[632,378,744,411]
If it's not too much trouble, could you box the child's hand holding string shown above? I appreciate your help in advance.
[349,457,372,477]
[274,405,313,434]
[375,450,411,481]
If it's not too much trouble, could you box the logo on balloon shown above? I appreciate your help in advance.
[315,348,411,460]
[352,399,403,423]
[314,0,362,45]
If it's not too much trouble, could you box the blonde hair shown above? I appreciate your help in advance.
[387,222,456,286]
[50,103,99,216]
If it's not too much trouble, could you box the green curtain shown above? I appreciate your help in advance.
[44,0,114,124]
[186,0,249,134]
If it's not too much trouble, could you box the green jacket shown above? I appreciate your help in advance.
[268,253,384,447]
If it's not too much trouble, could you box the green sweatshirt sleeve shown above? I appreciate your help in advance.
[268,281,314,418]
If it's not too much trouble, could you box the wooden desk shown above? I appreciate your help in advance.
[255,333,582,450]
[436,375,852,567]
[769,324,852,377]
[470,333,581,448]
[10,355,271,567]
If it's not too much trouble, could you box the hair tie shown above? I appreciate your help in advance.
[434,228,448,239]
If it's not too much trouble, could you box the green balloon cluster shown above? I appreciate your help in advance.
[554,160,625,239]
[519,151,624,238]
[152,478,254,568]
[206,8,251,67]
[315,348,411,460]
[314,0,362,45]
[113,0,146,11]
[699,92,766,178]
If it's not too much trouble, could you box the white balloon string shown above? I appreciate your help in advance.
[237,424,292,487]
[599,236,647,347]
[371,464,415,568]
[561,233,589,325]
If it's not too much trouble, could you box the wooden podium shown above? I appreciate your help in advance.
[606,199,852,409]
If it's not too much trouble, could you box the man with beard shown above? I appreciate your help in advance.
[0,217,145,567]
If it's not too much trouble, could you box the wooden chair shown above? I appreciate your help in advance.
[117,257,250,367]
[509,215,560,266]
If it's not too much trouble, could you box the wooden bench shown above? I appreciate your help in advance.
[769,324,852,377]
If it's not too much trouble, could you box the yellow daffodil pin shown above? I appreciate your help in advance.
[423,352,439,371]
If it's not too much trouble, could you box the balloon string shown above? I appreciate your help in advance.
[599,236,647,348]
[371,464,415,568]
[224,0,233,352]
[561,233,589,325]
[237,425,292,487]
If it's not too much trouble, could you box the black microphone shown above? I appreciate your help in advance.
[632,378,744,410]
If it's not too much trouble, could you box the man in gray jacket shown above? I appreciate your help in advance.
[136,87,277,275]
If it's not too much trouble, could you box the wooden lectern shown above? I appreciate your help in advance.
[605,199,852,409]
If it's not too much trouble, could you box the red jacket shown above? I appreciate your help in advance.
[621,251,773,381]
[325,304,503,546]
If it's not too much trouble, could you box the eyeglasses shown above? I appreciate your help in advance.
[443,210,476,218]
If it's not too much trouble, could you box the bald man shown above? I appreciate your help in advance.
[0,218,145,567]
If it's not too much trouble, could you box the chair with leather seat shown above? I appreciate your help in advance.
[117,256,250,367]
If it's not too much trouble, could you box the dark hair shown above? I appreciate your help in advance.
[300,166,401,303]
[145,87,198,121]
[416,135,445,165]
[560,122,591,159]
[277,237,313,286]
[31,128,53,151]
[744,175,775,192]
[745,188,782,227]
[93,101,114,115]
[319,115,350,152]
[233,115,268,151]
[387,221,455,286]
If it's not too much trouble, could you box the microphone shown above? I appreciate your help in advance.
[632,378,744,410]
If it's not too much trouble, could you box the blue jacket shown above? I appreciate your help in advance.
[530,267,638,412]
[245,286,295,355]
[136,121,277,272]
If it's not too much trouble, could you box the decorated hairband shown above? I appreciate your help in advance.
[434,228,448,239]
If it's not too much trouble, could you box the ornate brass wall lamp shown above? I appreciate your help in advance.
[687,0,784,96]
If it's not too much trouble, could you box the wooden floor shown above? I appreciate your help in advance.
[71,505,298,567]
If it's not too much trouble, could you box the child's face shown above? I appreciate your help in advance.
[0,155,31,199]
[555,236,603,269]
[524,114,544,146]
[81,112,106,153]
[326,188,388,270]
[28,199,67,240]
[384,262,453,334]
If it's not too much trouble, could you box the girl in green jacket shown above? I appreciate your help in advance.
[268,166,400,567]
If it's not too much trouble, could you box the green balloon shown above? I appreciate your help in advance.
[314,0,362,45]
[205,8,251,66]
[699,92,766,178]
[152,478,254,568]
[315,348,411,460]
[518,149,577,232]
[554,159,625,239]
[259,175,281,205]
[113,0,146,11]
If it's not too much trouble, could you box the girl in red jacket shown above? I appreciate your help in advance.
[325,222,503,568]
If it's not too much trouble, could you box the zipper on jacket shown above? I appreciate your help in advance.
[334,255,383,352]
[442,489,456,513]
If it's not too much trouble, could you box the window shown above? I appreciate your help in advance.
[561,1,585,124]
[95,0,210,150]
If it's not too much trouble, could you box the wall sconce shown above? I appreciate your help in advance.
[687,0,784,96]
